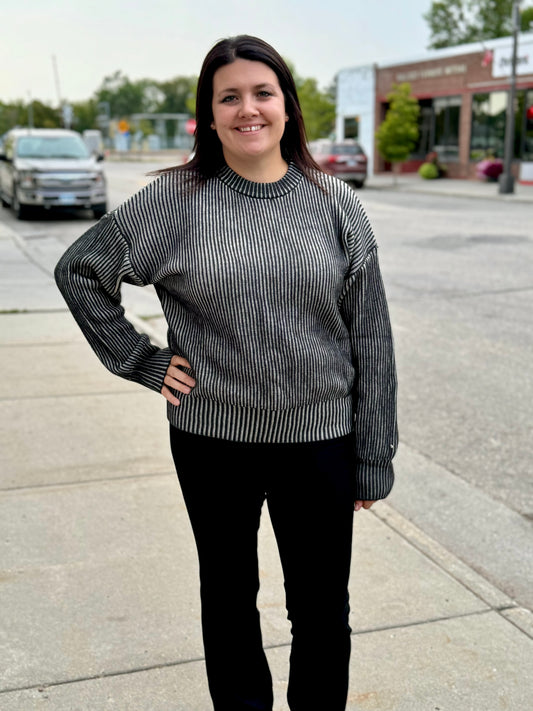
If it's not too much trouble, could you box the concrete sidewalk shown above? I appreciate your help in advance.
[366,172,533,203]
[1,217,532,710]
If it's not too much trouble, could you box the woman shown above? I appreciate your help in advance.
[55,35,397,711]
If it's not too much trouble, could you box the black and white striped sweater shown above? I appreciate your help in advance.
[55,163,397,499]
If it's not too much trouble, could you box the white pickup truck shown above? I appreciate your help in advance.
[0,128,108,220]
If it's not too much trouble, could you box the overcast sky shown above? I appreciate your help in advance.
[2,0,432,105]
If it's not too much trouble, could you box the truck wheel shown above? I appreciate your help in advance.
[92,203,107,219]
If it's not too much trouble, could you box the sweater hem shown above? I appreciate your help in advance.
[167,396,353,444]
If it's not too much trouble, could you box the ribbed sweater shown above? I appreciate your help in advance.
[55,163,398,499]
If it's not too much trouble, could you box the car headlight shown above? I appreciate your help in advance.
[91,172,105,186]
[18,171,36,189]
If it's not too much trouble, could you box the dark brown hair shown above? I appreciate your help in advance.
[157,35,320,182]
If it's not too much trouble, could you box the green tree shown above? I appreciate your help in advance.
[522,6,533,30]
[376,83,420,181]
[156,76,196,115]
[283,61,335,141]
[71,99,98,133]
[296,76,335,141]
[0,100,60,133]
[94,70,147,118]
[31,101,61,128]
[0,101,25,134]
[424,0,533,49]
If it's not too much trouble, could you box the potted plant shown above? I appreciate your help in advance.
[476,154,503,181]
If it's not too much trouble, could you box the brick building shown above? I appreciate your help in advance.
[337,34,533,181]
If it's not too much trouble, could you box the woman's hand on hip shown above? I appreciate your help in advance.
[161,356,196,406]
[354,500,376,511]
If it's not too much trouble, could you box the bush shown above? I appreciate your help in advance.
[418,162,440,180]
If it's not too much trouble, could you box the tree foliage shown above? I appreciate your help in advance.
[0,100,61,135]
[376,83,420,167]
[94,71,148,118]
[157,76,196,115]
[281,60,335,141]
[425,1,533,49]
[71,99,98,133]
[522,6,533,30]
[1,64,333,142]
[296,76,335,141]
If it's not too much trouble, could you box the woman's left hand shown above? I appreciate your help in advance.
[354,500,376,511]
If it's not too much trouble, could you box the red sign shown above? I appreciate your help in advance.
[185,118,196,135]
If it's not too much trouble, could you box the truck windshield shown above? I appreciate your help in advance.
[16,136,90,159]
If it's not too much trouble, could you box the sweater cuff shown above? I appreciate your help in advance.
[133,346,173,393]
[355,460,395,501]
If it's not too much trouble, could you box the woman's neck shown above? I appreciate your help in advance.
[223,152,288,184]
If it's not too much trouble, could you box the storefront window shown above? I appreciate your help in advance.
[433,96,461,162]
[518,89,533,161]
[410,97,461,162]
[344,116,359,139]
[470,92,507,160]
[412,100,433,159]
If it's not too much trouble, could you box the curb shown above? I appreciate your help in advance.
[373,502,533,639]
[364,182,533,204]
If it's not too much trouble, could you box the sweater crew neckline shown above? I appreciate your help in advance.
[216,162,303,198]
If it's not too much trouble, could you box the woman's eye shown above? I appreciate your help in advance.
[221,95,237,103]
[258,91,272,98]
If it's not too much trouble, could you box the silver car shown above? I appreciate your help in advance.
[0,128,107,219]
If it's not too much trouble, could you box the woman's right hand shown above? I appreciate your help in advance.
[161,355,196,406]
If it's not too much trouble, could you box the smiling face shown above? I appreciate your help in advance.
[211,58,288,177]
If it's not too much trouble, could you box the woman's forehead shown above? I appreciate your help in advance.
[213,59,280,91]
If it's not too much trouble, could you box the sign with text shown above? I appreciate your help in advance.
[493,40,533,78]
[395,64,467,83]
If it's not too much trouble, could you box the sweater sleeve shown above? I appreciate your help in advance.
[338,201,398,500]
[54,212,172,392]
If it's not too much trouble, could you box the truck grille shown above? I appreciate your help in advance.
[35,172,97,190]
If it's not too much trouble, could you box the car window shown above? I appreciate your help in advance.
[16,136,90,159]
[330,144,362,155]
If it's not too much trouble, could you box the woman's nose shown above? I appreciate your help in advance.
[238,95,259,117]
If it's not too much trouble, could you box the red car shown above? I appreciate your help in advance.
[310,139,367,188]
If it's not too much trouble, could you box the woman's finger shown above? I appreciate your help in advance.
[161,385,181,406]
[161,356,196,404]
[170,355,192,369]
[163,373,193,394]
[354,500,376,511]
[166,365,196,388]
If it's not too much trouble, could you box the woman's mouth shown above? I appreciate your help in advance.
[235,125,264,133]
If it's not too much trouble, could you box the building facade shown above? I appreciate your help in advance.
[336,65,376,175]
[337,34,533,181]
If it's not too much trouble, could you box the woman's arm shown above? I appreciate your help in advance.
[340,247,398,502]
[55,213,173,393]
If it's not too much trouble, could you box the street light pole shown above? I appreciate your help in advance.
[499,0,521,194]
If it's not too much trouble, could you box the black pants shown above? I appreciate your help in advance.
[170,427,357,711]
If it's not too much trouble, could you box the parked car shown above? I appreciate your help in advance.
[0,128,108,219]
[310,139,368,188]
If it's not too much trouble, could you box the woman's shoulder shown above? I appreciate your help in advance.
[115,167,200,216]
[306,170,365,213]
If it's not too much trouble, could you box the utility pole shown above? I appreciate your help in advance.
[498,0,521,194]
[51,54,62,107]
[27,92,34,130]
